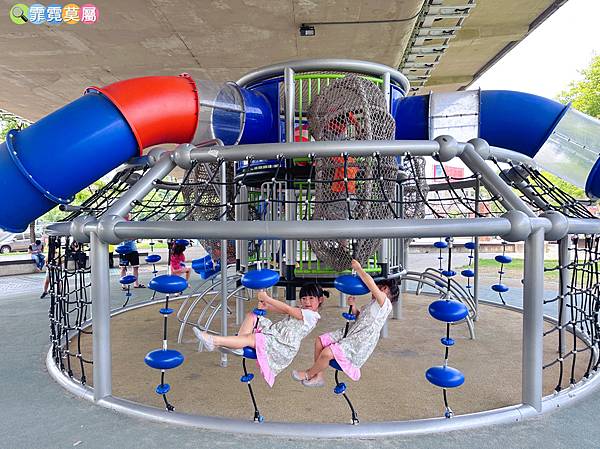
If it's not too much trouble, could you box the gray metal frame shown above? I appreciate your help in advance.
[236,58,410,95]
[44,58,600,437]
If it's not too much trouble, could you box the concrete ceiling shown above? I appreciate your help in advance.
[0,0,565,121]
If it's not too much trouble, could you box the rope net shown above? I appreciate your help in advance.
[307,75,397,270]
[47,236,92,384]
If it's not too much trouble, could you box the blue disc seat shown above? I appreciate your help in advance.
[241,269,279,290]
[495,255,512,264]
[144,348,185,370]
[148,275,188,294]
[429,300,469,323]
[426,366,465,388]
[491,283,509,293]
[334,274,369,295]
[119,274,136,285]
[461,269,475,278]
[115,245,132,255]
[145,254,161,263]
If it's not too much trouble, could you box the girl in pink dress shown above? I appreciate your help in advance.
[170,242,190,281]
[292,259,398,387]
[195,283,327,387]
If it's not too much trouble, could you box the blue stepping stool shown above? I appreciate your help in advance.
[144,274,187,411]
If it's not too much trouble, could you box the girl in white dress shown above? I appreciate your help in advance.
[293,259,398,387]
[195,283,327,387]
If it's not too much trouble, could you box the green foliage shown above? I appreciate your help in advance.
[39,180,107,223]
[541,171,586,199]
[0,116,28,140]
[557,55,600,118]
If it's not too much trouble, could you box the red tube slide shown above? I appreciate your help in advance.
[90,74,199,153]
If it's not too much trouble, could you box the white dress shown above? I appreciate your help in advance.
[319,297,392,380]
[254,309,320,387]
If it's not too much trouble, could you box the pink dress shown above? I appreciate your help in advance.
[254,309,320,387]
[170,253,185,271]
[319,297,392,381]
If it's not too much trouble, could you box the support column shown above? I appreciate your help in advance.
[220,162,228,367]
[393,178,405,320]
[473,177,480,321]
[235,185,248,325]
[558,236,570,356]
[284,66,297,305]
[473,236,480,321]
[91,232,111,401]
[379,71,391,280]
[522,227,544,412]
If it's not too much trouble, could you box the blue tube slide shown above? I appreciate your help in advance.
[0,92,138,232]
[393,90,600,196]
[394,90,570,157]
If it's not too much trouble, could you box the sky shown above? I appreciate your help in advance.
[469,0,600,99]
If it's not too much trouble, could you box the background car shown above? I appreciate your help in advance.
[0,232,44,254]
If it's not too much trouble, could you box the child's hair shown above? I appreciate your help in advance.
[172,243,186,255]
[299,282,330,300]
[376,278,400,303]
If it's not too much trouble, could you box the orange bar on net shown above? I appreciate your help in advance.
[331,156,359,194]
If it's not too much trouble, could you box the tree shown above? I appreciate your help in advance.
[0,116,27,140]
[39,180,107,223]
[557,54,600,118]
[2,115,35,239]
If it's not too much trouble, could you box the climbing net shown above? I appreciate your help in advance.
[490,160,600,389]
[47,236,92,385]
[543,234,600,390]
[307,75,397,270]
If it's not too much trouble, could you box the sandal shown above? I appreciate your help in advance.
[302,376,325,388]
[134,284,146,288]
[291,370,308,382]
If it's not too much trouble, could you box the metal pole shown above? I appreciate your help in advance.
[106,154,176,217]
[558,236,570,356]
[394,180,405,320]
[379,71,391,280]
[90,232,111,401]
[473,177,480,321]
[220,162,228,368]
[473,236,480,321]
[339,292,347,308]
[522,227,544,412]
[460,145,535,217]
[235,185,248,325]
[187,140,445,165]
[108,216,514,242]
[236,58,410,95]
[284,66,297,306]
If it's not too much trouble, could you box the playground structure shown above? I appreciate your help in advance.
[2,59,600,437]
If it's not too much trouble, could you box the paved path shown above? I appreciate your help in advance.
[3,270,600,449]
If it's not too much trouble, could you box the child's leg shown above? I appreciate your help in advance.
[237,312,259,336]
[306,346,334,379]
[185,267,191,281]
[212,333,255,349]
[314,335,324,362]
[294,337,327,381]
